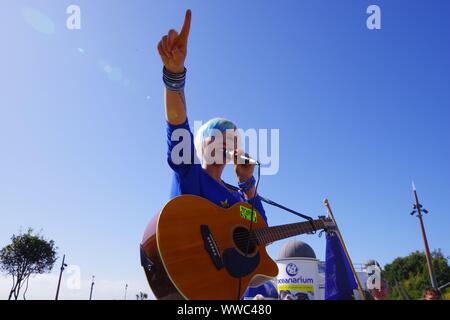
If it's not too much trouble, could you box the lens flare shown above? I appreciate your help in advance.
[98,60,123,82]
[21,7,55,35]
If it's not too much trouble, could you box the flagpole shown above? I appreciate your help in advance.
[324,198,366,300]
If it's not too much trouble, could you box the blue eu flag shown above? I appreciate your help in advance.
[325,232,357,300]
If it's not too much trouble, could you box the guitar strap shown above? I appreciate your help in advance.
[222,181,315,223]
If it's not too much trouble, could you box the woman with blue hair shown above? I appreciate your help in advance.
[157,10,267,222]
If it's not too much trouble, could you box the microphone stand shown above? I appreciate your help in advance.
[223,182,317,232]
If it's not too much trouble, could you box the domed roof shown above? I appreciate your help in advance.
[277,240,316,259]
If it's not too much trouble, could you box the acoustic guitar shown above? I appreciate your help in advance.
[140,195,334,300]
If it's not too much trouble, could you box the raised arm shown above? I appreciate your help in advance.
[157,10,191,125]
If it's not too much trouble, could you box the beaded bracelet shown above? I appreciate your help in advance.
[163,66,186,91]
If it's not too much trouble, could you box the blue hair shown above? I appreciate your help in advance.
[194,117,238,162]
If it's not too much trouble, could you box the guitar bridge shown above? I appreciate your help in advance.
[200,225,224,270]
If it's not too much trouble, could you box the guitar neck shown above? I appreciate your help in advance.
[252,219,325,246]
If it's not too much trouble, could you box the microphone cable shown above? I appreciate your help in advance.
[236,161,261,300]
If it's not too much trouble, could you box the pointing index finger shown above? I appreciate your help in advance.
[179,9,191,43]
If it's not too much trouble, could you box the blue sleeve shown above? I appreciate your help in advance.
[166,119,197,176]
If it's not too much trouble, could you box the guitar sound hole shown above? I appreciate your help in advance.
[233,227,257,255]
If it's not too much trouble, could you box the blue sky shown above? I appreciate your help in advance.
[1,0,449,299]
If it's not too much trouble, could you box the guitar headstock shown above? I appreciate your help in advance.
[318,215,337,231]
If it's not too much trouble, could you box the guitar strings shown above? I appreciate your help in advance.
[207,226,322,251]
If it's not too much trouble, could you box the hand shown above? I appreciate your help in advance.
[233,150,256,182]
[157,10,191,73]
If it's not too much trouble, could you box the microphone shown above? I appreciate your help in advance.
[226,150,259,165]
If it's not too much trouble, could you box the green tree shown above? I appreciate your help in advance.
[0,228,57,300]
[383,250,450,300]
[136,291,148,300]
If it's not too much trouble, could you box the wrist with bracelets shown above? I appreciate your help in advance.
[238,176,256,192]
[163,66,186,91]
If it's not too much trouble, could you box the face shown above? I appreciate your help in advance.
[202,130,238,166]
[423,289,440,300]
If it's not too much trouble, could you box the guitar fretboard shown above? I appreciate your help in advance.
[252,219,326,245]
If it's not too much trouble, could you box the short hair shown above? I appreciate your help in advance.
[194,118,239,163]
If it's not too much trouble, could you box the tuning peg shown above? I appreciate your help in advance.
[422,209,429,214]
[410,210,416,215]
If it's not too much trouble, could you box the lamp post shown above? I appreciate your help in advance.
[124,283,128,300]
[410,182,439,292]
[55,254,67,300]
[89,275,95,300]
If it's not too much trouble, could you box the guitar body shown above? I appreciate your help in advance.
[141,195,278,300]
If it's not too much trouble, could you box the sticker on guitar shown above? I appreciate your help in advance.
[239,206,257,223]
